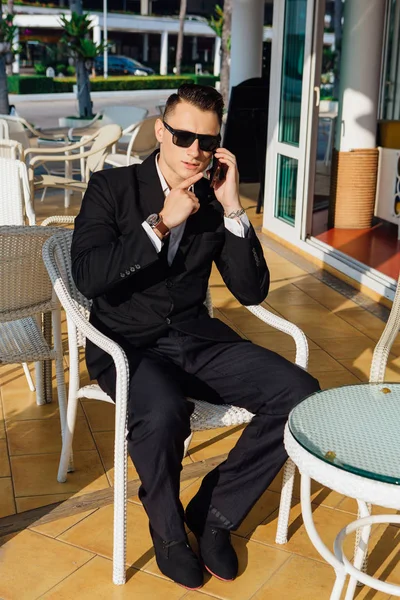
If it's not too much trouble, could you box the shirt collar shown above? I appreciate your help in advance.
[155,154,170,197]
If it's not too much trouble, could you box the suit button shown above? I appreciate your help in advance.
[165,279,173,288]
[130,266,136,272]
[135,264,141,270]
[120,272,125,278]
[125,269,130,276]
[166,317,171,325]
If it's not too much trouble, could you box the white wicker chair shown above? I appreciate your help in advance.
[42,229,309,585]
[0,226,67,423]
[0,117,9,139]
[0,139,23,160]
[0,157,35,226]
[26,124,122,208]
[104,116,158,167]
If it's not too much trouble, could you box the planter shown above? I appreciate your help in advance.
[58,116,97,128]
[329,148,379,229]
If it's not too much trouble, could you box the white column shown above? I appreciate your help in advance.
[92,17,101,45]
[160,31,168,76]
[143,33,149,62]
[192,36,198,61]
[141,0,150,15]
[12,28,19,75]
[213,36,221,77]
[230,0,264,88]
[336,0,386,150]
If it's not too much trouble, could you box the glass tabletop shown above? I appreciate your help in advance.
[289,383,400,485]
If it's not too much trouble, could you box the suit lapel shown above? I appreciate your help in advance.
[136,150,165,217]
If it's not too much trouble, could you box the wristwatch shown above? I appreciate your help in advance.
[146,213,170,237]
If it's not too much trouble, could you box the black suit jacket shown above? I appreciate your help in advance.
[71,151,270,379]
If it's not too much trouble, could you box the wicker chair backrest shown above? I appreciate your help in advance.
[0,158,33,226]
[0,139,23,160]
[0,118,9,139]
[0,225,59,322]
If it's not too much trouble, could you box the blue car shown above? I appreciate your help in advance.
[95,55,155,76]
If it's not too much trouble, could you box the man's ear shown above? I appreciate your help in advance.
[155,118,164,144]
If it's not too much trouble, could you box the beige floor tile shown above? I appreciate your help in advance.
[31,508,98,538]
[235,490,281,538]
[267,469,344,510]
[0,398,6,440]
[218,306,282,334]
[188,433,240,462]
[183,592,219,599]
[0,529,93,600]
[277,349,346,374]
[251,554,336,600]
[0,438,11,477]
[147,534,291,600]
[40,555,188,600]
[0,477,15,518]
[250,503,386,564]
[6,417,95,456]
[265,284,320,307]
[11,450,108,497]
[313,336,376,360]
[340,350,400,383]
[59,502,155,569]
[81,399,116,432]
[92,430,138,483]
[334,307,386,341]
[316,370,362,390]
[16,492,77,512]
[294,278,360,311]
[245,330,318,351]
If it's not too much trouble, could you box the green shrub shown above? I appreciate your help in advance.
[7,75,54,94]
[7,74,219,95]
[66,65,76,76]
[34,63,46,75]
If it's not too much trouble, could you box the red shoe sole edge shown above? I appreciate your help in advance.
[177,583,204,590]
[205,564,235,582]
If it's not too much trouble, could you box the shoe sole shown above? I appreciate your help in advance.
[204,563,235,582]
[177,582,204,590]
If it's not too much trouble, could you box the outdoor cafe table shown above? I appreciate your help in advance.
[284,382,400,600]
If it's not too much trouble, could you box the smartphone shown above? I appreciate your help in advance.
[209,158,228,189]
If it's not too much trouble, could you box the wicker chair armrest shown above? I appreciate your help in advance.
[25,132,98,159]
[370,275,400,383]
[41,216,76,227]
[245,304,309,369]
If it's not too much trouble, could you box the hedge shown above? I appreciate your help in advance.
[7,74,219,95]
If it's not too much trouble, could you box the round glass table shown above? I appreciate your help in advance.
[284,382,400,600]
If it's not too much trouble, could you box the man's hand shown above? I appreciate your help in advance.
[212,148,242,215]
[160,172,203,229]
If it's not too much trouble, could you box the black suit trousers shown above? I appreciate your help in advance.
[97,331,320,542]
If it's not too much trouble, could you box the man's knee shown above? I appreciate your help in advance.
[127,397,193,443]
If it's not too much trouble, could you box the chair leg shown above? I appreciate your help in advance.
[275,458,296,544]
[34,361,45,405]
[22,363,35,392]
[113,372,128,585]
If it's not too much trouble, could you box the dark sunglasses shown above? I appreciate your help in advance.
[163,121,221,152]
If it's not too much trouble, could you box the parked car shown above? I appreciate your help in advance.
[94,55,155,76]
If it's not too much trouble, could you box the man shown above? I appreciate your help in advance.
[72,84,320,590]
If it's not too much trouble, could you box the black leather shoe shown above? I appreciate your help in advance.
[186,505,238,581]
[149,524,204,590]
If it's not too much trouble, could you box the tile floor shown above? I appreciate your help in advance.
[1,186,400,599]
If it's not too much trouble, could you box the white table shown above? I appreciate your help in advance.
[285,382,400,599]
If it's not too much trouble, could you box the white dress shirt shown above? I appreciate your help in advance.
[142,156,250,266]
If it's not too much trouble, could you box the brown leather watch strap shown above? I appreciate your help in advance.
[154,217,170,237]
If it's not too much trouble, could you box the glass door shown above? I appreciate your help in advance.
[263,0,325,242]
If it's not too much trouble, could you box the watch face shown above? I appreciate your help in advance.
[146,213,160,227]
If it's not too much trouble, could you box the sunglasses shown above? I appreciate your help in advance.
[163,121,221,152]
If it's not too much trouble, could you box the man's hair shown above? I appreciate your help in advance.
[163,83,224,126]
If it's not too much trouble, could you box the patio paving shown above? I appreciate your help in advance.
[1,185,399,599]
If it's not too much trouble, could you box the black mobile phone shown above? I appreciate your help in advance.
[209,158,228,189]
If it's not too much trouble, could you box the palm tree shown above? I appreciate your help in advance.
[62,1,104,118]
[220,0,232,107]
[175,0,187,76]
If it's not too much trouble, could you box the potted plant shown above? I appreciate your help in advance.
[59,11,107,120]
[0,13,21,114]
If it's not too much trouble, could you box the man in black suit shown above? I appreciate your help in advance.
[72,84,320,589]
